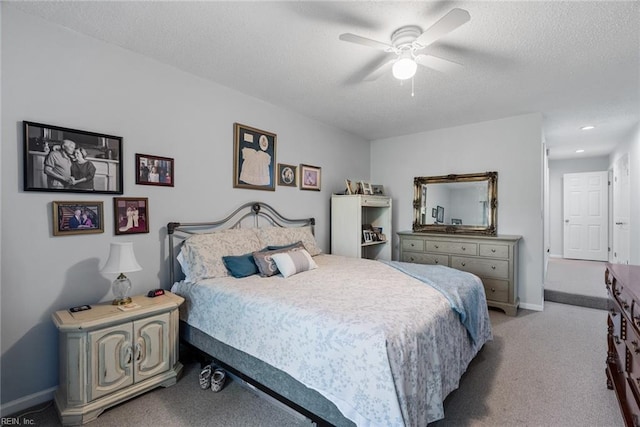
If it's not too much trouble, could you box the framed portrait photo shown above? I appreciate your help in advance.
[277,163,297,187]
[437,205,445,223]
[136,154,174,187]
[300,164,321,191]
[52,201,104,236]
[24,121,123,194]
[114,197,149,235]
[233,123,276,191]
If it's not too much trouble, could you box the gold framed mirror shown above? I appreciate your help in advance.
[412,172,498,235]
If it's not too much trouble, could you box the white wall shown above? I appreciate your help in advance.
[370,113,544,311]
[0,7,370,411]
[610,123,640,265]
[547,156,610,257]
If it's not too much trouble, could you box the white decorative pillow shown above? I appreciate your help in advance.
[271,249,318,278]
[256,226,322,256]
[180,228,261,281]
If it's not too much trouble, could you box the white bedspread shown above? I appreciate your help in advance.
[172,254,492,426]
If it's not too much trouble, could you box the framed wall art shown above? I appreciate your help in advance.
[277,163,297,187]
[114,197,149,235]
[233,123,276,191]
[300,164,321,191]
[52,201,104,236]
[136,154,174,187]
[436,205,445,223]
[24,121,123,194]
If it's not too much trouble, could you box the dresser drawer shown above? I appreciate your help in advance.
[479,243,509,259]
[451,256,509,279]
[401,252,448,266]
[402,238,424,252]
[482,278,509,303]
[426,240,478,256]
[361,196,390,207]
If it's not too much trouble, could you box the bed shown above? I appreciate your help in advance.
[167,202,492,426]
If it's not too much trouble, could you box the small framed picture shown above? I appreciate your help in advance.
[114,197,149,235]
[451,218,462,225]
[52,201,104,236]
[431,208,437,218]
[277,163,297,187]
[24,121,123,194]
[300,164,321,191]
[360,181,373,195]
[436,205,444,223]
[362,230,374,243]
[234,123,276,191]
[371,184,385,196]
[136,154,174,187]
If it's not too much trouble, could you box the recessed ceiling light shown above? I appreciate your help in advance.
[580,125,595,131]
[576,149,585,153]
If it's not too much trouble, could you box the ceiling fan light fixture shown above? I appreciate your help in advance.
[392,56,417,80]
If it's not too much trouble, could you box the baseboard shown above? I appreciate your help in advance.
[549,254,563,259]
[520,302,544,312]
[544,289,610,310]
[0,386,56,418]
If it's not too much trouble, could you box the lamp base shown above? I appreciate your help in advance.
[112,296,132,306]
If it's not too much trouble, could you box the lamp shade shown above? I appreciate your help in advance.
[100,242,142,274]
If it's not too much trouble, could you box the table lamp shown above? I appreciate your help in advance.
[101,242,142,305]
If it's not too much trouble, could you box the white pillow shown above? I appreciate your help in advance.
[256,226,322,256]
[180,228,262,281]
[271,249,318,278]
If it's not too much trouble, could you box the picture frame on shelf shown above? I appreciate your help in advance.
[24,121,123,194]
[371,184,385,196]
[52,201,104,236]
[451,218,462,225]
[300,164,321,191]
[360,181,373,195]
[114,197,149,235]
[345,179,355,195]
[136,154,174,187]
[362,230,374,243]
[436,205,444,223]
[277,163,297,187]
[233,123,276,191]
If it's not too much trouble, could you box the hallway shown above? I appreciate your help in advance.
[544,257,608,309]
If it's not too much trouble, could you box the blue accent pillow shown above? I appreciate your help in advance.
[222,253,259,278]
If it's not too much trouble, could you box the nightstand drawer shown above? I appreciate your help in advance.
[361,196,390,207]
[401,252,448,266]
[451,256,509,279]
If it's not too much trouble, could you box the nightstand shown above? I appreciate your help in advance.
[52,292,184,425]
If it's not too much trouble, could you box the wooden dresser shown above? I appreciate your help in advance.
[398,232,521,316]
[606,263,640,426]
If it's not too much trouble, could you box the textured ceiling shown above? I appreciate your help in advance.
[7,1,640,159]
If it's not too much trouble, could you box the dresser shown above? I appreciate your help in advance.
[52,292,184,425]
[606,263,640,426]
[398,232,521,316]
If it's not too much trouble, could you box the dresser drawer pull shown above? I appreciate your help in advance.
[461,247,466,251]
[434,260,439,264]
[609,309,617,317]
[632,341,640,354]
[491,265,496,270]
[461,262,466,267]
[614,335,621,345]
[434,245,439,249]
[491,249,496,253]
[410,257,415,261]
[410,243,415,247]
[490,288,496,293]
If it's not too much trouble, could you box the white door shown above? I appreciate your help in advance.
[563,171,608,261]
[613,154,630,264]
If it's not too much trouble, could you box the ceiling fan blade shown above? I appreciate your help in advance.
[362,58,395,81]
[339,33,394,52]
[415,54,463,73]
[415,8,470,48]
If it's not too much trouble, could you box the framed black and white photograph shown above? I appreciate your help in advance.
[436,205,445,223]
[114,197,149,235]
[277,163,297,187]
[233,123,277,191]
[300,164,321,191]
[362,230,374,243]
[52,201,104,236]
[136,154,174,187]
[24,121,123,194]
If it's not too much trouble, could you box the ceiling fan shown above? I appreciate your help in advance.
[339,8,470,81]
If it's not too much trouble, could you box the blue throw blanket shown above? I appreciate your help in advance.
[381,261,485,344]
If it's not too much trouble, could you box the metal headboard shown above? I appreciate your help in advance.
[167,201,315,284]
